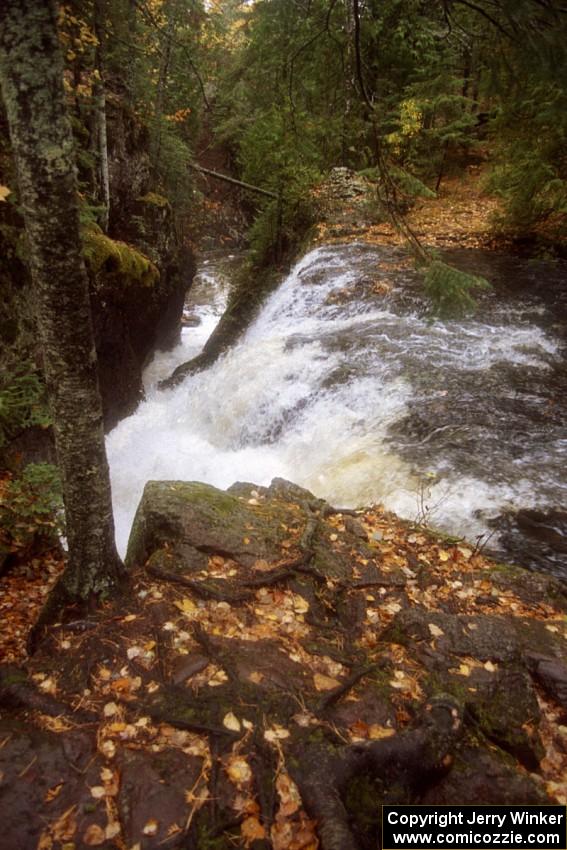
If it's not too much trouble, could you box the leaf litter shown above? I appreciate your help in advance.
[2,486,567,849]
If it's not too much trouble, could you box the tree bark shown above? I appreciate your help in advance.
[92,0,110,232]
[0,0,124,609]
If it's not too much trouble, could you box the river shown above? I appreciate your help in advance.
[107,243,567,577]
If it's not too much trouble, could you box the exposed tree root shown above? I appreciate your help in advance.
[292,695,463,850]
[0,664,96,722]
[146,564,254,603]
[316,663,384,713]
[146,545,319,603]
[526,652,567,709]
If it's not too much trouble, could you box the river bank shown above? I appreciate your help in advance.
[1,478,567,850]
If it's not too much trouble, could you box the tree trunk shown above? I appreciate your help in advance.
[92,0,110,232]
[0,0,124,609]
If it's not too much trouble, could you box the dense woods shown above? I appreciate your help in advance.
[1,2,567,849]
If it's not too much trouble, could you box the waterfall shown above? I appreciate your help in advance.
[107,243,565,573]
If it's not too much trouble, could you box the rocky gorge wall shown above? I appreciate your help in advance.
[0,97,194,460]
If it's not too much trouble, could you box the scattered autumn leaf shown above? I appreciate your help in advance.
[142,819,159,836]
[223,711,241,733]
[82,824,106,846]
[313,673,340,691]
[264,724,290,742]
[241,816,266,845]
[90,785,106,799]
[175,598,196,614]
[368,724,395,740]
[44,783,64,803]
[226,755,253,786]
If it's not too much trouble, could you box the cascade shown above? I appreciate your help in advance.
[107,243,567,575]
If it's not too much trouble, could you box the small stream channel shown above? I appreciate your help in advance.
[107,243,567,578]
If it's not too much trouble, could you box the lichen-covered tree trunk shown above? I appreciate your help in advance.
[92,0,110,233]
[0,0,124,605]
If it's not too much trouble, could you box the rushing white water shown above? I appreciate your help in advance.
[107,243,565,565]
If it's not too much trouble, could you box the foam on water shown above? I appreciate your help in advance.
[107,244,563,560]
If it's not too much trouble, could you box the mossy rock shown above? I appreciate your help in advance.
[82,224,159,288]
[125,480,305,571]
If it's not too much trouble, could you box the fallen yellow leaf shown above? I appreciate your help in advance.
[82,824,106,846]
[142,819,159,836]
[313,673,340,691]
[174,598,196,614]
[368,724,395,740]
[241,816,266,845]
[226,755,253,786]
[223,712,241,733]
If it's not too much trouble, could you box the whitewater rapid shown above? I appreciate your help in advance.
[107,244,566,567]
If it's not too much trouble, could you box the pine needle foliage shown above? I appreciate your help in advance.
[423,260,491,317]
[0,370,50,448]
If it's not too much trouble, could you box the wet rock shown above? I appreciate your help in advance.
[525,653,567,709]
[126,480,303,571]
[488,565,567,613]
[3,477,566,849]
[90,190,194,429]
[421,746,549,805]
[118,749,203,849]
[226,480,269,499]
[495,508,567,580]
[384,607,566,663]
[344,516,369,540]
[465,666,544,770]
[0,719,100,850]
[266,476,322,507]
[211,636,311,693]
[170,653,209,685]
[182,312,202,327]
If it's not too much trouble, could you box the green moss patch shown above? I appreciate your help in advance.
[137,191,170,208]
[82,224,159,287]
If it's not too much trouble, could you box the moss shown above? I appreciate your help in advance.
[138,192,170,208]
[344,773,383,833]
[174,482,239,516]
[424,672,468,702]
[82,224,159,287]
[488,562,525,578]
[1,670,29,686]
[195,819,237,850]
